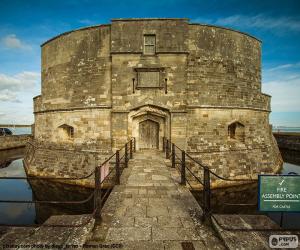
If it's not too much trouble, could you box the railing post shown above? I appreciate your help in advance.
[125,143,128,168]
[133,137,136,152]
[116,150,120,185]
[163,137,165,152]
[172,143,175,168]
[203,167,211,220]
[94,166,102,220]
[166,139,169,159]
[181,150,186,185]
[130,139,133,159]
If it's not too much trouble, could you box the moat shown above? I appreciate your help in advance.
[0,148,93,225]
[0,147,299,229]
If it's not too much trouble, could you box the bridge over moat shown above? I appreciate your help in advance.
[87,149,224,249]
[0,139,297,250]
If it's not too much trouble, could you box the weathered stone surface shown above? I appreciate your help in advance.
[274,132,300,151]
[0,214,95,250]
[87,150,225,249]
[28,18,282,188]
[211,214,300,250]
[0,135,31,151]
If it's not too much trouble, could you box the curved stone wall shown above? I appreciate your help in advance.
[30,19,281,185]
[187,24,270,111]
[186,108,281,178]
[39,25,111,111]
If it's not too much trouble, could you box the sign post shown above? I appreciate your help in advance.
[258,175,300,212]
[259,175,300,248]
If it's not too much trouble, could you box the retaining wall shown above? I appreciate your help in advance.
[273,132,300,151]
[0,135,32,150]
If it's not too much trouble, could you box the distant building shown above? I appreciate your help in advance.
[27,18,282,185]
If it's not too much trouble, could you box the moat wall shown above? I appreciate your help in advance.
[273,132,300,152]
[0,135,32,150]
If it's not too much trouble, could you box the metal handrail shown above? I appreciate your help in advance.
[184,164,204,185]
[185,145,256,182]
[163,136,283,226]
[0,137,136,227]
[100,165,115,185]
[173,144,184,151]
[174,152,182,162]
[0,191,95,204]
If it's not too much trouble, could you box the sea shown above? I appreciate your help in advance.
[3,126,31,135]
[272,127,300,133]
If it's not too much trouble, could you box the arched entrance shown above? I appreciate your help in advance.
[128,104,170,150]
[139,119,159,149]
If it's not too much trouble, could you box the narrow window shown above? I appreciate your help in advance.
[58,124,74,141]
[144,35,156,55]
[228,123,236,139]
[228,122,245,142]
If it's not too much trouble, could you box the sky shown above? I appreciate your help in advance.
[0,0,299,126]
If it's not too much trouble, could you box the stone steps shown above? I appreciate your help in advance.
[211,214,300,250]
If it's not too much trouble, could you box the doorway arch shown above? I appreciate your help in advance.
[128,104,170,150]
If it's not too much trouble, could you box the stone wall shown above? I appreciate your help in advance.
[24,141,116,188]
[273,132,300,151]
[0,135,32,150]
[187,24,270,111]
[38,25,111,112]
[34,109,111,153]
[110,18,189,53]
[29,18,281,187]
[186,109,281,179]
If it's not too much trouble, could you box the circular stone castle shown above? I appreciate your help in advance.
[27,18,282,185]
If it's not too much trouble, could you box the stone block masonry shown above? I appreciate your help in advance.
[27,18,282,187]
[273,132,300,151]
[0,135,32,150]
[87,150,226,249]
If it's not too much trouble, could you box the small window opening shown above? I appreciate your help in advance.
[58,124,74,141]
[144,35,156,55]
[228,122,245,142]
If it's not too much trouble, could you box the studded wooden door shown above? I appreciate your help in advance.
[139,120,159,149]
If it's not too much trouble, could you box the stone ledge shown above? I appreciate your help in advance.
[0,214,95,249]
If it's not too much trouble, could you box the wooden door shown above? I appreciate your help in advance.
[139,120,159,149]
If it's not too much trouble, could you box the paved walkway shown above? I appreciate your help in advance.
[87,150,225,250]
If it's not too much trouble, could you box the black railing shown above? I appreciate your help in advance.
[162,137,297,231]
[0,138,136,227]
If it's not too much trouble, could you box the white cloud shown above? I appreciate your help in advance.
[0,71,40,103]
[0,90,20,102]
[266,62,300,72]
[193,14,300,33]
[78,19,95,25]
[0,71,40,91]
[1,34,31,50]
[262,65,300,112]
[0,109,34,124]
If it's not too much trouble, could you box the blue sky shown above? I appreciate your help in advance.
[0,0,300,126]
